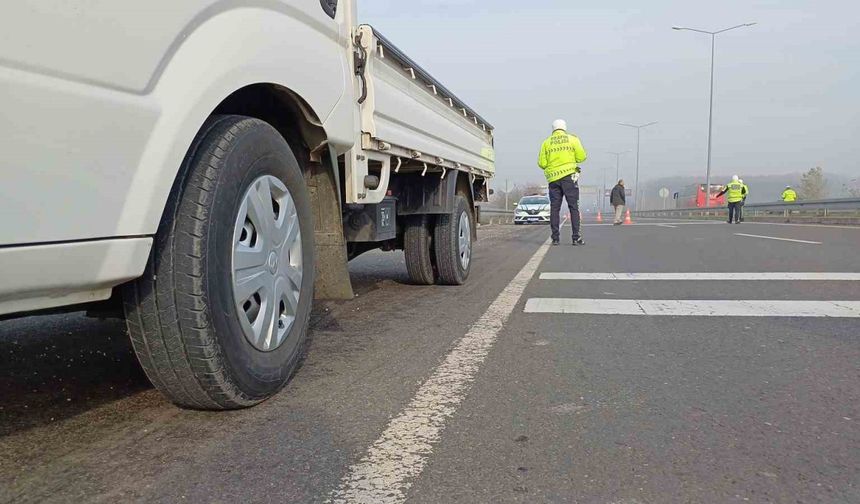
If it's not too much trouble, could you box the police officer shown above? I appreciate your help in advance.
[717,175,747,224]
[738,179,749,222]
[782,185,797,202]
[538,119,588,245]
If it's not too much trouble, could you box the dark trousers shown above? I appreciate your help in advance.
[728,201,741,223]
[549,176,581,241]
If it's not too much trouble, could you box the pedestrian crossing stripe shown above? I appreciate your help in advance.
[538,272,860,281]
[524,299,860,317]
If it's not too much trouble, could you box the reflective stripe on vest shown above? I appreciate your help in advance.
[543,164,579,183]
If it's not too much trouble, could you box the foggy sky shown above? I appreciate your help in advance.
[359,0,860,189]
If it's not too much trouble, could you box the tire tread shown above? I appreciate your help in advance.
[434,195,473,286]
[404,215,437,285]
[123,115,309,410]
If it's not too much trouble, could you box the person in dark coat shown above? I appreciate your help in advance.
[610,180,626,225]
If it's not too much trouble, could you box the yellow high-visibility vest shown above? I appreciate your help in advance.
[538,130,587,183]
[725,181,746,203]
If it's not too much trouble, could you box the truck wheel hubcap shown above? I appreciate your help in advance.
[458,211,471,270]
[231,175,303,352]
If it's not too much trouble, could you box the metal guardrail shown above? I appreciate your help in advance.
[478,208,514,216]
[634,197,860,222]
[476,206,514,225]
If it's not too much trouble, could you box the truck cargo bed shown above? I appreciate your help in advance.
[358,26,495,178]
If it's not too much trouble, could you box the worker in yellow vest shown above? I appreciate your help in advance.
[716,175,748,224]
[782,186,797,202]
[538,119,588,245]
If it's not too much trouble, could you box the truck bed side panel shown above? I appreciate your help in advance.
[364,29,495,176]
[372,60,494,173]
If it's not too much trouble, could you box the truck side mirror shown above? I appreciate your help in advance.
[488,188,495,195]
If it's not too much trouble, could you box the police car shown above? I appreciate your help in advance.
[514,195,551,225]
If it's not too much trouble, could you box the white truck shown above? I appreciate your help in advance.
[0,1,494,409]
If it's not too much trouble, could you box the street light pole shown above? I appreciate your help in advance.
[635,128,641,209]
[706,33,716,208]
[602,165,607,212]
[673,22,756,208]
[618,122,657,211]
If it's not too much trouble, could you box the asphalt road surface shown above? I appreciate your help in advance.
[2,220,859,503]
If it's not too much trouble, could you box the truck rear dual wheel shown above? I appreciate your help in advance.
[404,215,438,285]
[434,195,473,285]
[123,115,315,410]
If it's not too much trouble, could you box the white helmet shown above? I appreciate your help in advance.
[739,179,744,184]
[552,119,567,132]
[732,175,739,182]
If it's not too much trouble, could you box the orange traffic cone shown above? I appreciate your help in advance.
[596,210,603,223]
[624,209,633,225]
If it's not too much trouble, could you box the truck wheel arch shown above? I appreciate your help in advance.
[148,83,353,301]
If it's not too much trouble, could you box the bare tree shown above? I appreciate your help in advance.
[490,182,549,209]
[799,166,827,200]
[490,183,524,209]
[521,184,546,196]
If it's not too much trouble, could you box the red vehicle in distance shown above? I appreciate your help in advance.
[674,184,726,208]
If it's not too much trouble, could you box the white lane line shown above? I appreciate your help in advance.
[656,223,678,228]
[539,272,860,281]
[327,240,552,504]
[638,219,860,230]
[524,299,860,317]
[633,220,724,224]
[734,233,822,244]
[583,221,723,227]
[748,221,860,230]
[636,220,860,230]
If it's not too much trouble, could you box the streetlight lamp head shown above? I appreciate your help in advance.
[744,22,757,27]
[672,26,683,30]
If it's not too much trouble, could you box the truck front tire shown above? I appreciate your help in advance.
[434,195,473,285]
[123,115,314,410]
